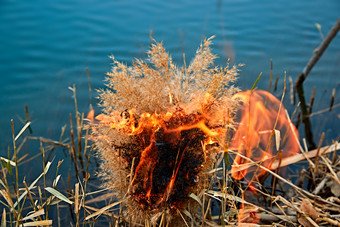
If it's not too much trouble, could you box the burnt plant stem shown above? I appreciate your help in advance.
[69,113,79,177]
[25,104,32,134]
[309,86,316,114]
[273,77,279,92]
[329,88,335,111]
[71,85,84,171]
[296,84,316,149]
[10,120,20,222]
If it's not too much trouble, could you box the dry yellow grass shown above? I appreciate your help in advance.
[90,37,241,225]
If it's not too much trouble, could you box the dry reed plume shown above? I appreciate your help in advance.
[90,37,241,225]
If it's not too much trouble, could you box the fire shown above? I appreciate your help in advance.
[92,89,299,213]
[90,37,242,224]
[227,90,300,225]
[230,90,300,180]
[86,35,305,225]
[91,88,299,216]
[95,104,222,210]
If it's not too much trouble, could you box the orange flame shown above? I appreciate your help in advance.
[92,89,299,216]
[95,105,220,209]
[230,90,299,180]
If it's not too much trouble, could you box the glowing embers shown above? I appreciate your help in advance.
[130,126,205,210]
[230,90,300,180]
[97,108,217,210]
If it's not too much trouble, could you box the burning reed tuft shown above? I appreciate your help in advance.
[90,37,241,225]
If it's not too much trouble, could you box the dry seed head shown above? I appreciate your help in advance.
[91,37,240,225]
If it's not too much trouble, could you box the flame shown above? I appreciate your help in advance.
[228,90,300,225]
[230,90,300,180]
[86,109,95,122]
[95,102,222,210]
[93,88,299,218]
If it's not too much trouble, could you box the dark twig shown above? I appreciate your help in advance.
[296,18,340,87]
[329,88,335,111]
[309,87,316,114]
[69,113,79,177]
[265,59,273,106]
[268,59,273,93]
[274,77,279,92]
[296,84,316,149]
[25,104,33,134]
[295,18,340,149]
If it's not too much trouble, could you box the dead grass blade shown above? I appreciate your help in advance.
[206,190,244,204]
[27,136,70,148]
[0,157,15,167]
[21,208,45,221]
[1,208,5,227]
[189,193,202,207]
[52,175,61,188]
[177,209,189,227]
[45,187,73,205]
[317,217,340,226]
[13,161,52,210]
[84,192,116,204]
[14,121,31,141]
[22,220,52,226]
[74,183,80,214]
[0,190,14,210]
[85,200,121,221]
[230,141,340,175]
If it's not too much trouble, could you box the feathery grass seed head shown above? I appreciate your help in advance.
[90,37,240,225]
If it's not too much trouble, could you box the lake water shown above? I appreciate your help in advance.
[0,0,339,224]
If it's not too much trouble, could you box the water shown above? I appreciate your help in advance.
[0,0,339,223]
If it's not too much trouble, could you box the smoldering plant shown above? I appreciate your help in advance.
[90,37,241,225]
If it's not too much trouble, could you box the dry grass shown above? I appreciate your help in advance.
[90,37,241,226]
[100,36,240,115]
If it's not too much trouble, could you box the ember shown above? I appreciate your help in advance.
[130,111,207,210]
[95,106,222,210]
